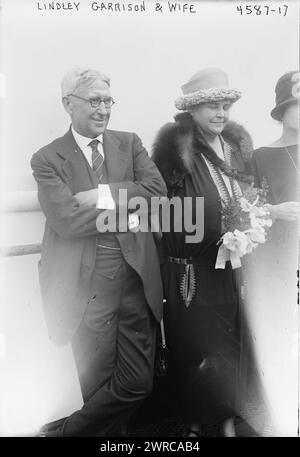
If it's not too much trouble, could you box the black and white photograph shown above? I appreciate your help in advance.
[0,0,299,442]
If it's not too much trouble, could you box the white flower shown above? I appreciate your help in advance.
[263,218,273,227]
[247,228,266,244]
[222,230,250,256]
[245,233,258,253]
[249,212,273,231]
[240,195,259,212]
[239,197,251,212]
[233,230,250,255]
[249,205,267,218]
[222,232,236,250]
[218,194,272,270]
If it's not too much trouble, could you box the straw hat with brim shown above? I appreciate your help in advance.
[175,67,242,111]
[270,70,299,121]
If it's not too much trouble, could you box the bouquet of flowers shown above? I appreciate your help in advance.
[215,181,272,269]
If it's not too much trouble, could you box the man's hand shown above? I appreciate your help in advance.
[266,201,299,221]
[74,189,98,207]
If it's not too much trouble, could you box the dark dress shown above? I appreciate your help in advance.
[251,145,298,273]
[162,151,240,425]
[252,145,298,204]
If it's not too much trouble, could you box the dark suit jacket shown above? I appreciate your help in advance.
[31,127,167,346]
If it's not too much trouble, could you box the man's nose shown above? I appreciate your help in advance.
[96,102,107,114]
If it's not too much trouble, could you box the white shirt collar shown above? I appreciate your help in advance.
[71,126,103,151]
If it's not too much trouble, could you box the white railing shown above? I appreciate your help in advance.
[0,189,41,257]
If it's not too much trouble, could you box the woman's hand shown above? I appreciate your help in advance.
[265,201,299,221]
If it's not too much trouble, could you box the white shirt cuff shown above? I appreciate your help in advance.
[128,213,140,230]
[96,184,116,210]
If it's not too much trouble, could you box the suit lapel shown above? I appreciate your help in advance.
[57,128,99,192]
[56,128,131,192]
[103,130,130,183]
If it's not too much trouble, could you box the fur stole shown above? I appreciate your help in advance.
[152,112,254,196]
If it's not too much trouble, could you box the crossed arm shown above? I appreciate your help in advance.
[31,134,167,240]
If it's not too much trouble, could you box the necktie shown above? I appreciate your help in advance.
[89,139,104,182]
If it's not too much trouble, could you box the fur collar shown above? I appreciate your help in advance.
[152,112,253,195]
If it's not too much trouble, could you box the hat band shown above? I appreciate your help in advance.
[175,87,242,111]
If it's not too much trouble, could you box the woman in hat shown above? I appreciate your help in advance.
[248,72,299,430]
[250,71,298,284]
[252,71,299,224]
[152,68,254,436]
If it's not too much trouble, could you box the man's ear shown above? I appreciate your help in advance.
[62,96,73,115]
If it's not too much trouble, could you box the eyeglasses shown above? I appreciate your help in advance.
[67,93,115,109]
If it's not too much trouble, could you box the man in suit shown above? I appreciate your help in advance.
[31,67,167,436]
